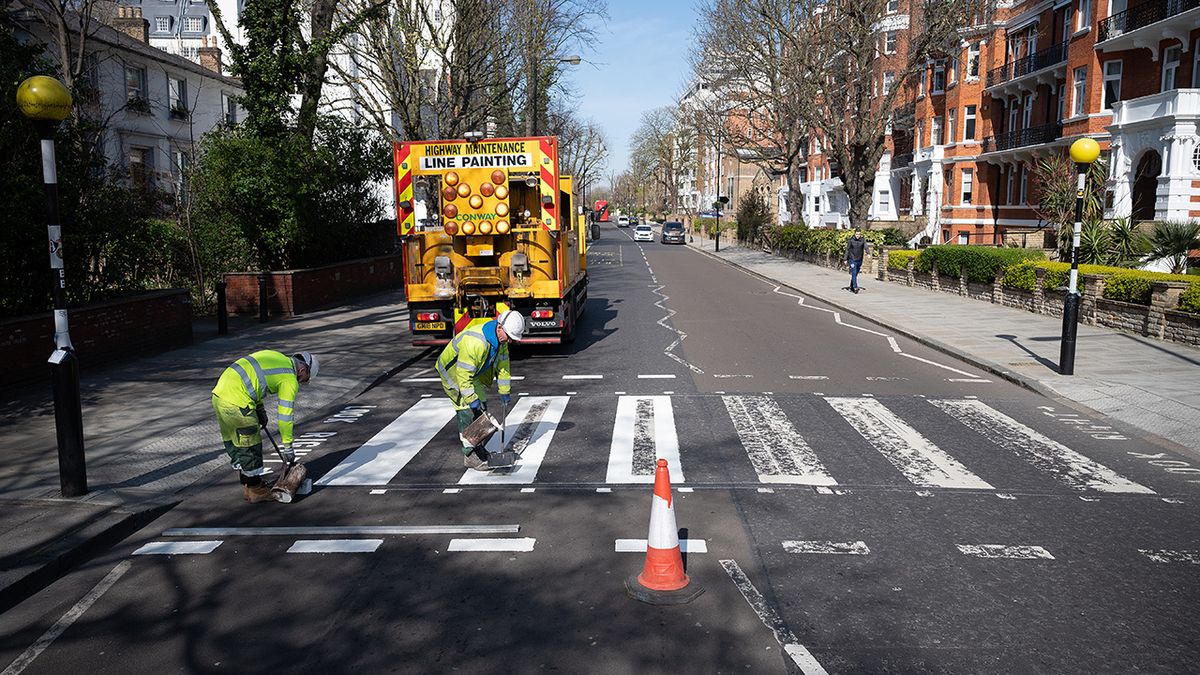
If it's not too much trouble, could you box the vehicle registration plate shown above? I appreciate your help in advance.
[415,321,446,330]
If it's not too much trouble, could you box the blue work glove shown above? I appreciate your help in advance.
[469,399,482,412]
[499,394,512,406]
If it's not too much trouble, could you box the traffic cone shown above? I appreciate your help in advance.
[625,458,704,605]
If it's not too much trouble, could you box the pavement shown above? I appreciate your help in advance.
[0,289,424,612]
[686,232,1200,457]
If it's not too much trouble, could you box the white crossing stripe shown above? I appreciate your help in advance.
[782,540,871,555]
[956,544,1055,560]
[287,539,382,554]
[723,395,837,485]
[562,374,603,380]
[826,397,993,489]
[447,538,536,552]
[931,399,1153,494]
[721,560,830,675]
[615,538,707,553]
[637,374,676,379]
[317,398,455,486]
[458,396,570,485]
[401,377,442,383]
[133,541,222,555]
[606,396,683,484]
[1139,549,1200,564]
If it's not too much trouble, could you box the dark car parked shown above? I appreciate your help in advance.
[661,221,685,244]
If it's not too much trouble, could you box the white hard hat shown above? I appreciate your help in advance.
[293,352,319,379]
[498,310,525,341]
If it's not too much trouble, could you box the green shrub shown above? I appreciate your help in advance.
[888,249,919,271]
[998,261,1189,298]
[1180,283,1200,313]
[1103,270,1195,305]
[913,246,1045,283]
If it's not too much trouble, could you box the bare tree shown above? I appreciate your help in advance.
[548,103,608,197]
[20,0,114,95]
[518,0,606,136]
[629,106,694,215]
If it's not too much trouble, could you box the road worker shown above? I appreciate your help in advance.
[212,350,319,502]
[437,310,525,470]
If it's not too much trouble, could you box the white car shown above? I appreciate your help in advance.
[617,215,630,227]
[633,224,654,242]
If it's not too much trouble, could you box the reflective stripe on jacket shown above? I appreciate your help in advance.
[212,349,300,444]
[436,318,511,406]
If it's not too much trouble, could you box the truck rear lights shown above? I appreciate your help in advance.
[443,222,459,235]
[531,310,554,319]
[480,182,495,197]
[491,170,506,185]
[416,312,441,321]
[495,185,509,199]
[442,186,457,202]
[495,221,510,234]
[469,195,484,209]
[479,222,493,234]
[445,171,459,186]
[462,222,477,235]
[457,183,471,197]
[496,203,509,216]
[443,204,458,219]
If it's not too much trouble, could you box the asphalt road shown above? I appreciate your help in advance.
[3,222,1198,674]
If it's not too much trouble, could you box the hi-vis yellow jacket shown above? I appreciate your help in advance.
[212,350,300,443]
[436,318,511,408]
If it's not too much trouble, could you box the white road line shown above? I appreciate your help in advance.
[723,395,837,485]
[1139,549,1200,564]
[369,489,387,495]
[132,541,223,556]
[720,559,829,675]
[448,537,536,552]
[459,396,570,485]
[678,487,694,492]
[782,540,871,555]
[443,488,461,494]
[287,539,382,554]
[948,378,992,383]
[596,487,612,493]
[606,396,684,484]
[931,399,1153,494]
[562,374,603,380]
[638,374,677,379]
[2,560,133,675]
[316,398,455,486]
[401,377,443,383]
[956,544,1055,560]
[789,375,829,380]
[520,487,535,493]
[897,352,978,377]
[164,525,519,536]
[615,539,708,553]
[826,397,993,490]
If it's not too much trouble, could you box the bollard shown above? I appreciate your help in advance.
[216,280,228,335]
[258,273,268,322]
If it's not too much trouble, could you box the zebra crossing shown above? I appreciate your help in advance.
[313,394,1155,494]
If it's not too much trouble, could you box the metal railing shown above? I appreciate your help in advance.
[982,122,1062,153]
[986,41,1069,88]
[1099,0,1200,41]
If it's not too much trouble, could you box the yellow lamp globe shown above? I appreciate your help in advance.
[16,76,72,122]
[1069,137,1101,165]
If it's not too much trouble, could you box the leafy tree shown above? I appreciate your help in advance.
[1031,152,1108,259]
[1144,220,1200,274]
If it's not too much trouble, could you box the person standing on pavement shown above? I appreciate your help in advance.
[212,350,318,502]
[845,228,869,294]
[437,310,525,470]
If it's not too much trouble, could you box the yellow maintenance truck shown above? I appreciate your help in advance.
[394,135,588,345]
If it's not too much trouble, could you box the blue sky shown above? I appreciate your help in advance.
[562,0,697,181]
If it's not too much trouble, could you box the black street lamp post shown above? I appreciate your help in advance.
[1058,137,1101,376]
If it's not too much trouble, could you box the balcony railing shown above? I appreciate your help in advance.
[986,41,1068,88]
[1100,0,1200,41]
[982,122,1062,153]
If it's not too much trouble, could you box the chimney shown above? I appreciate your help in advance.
[198,36,223,75]
[112,6,149,44]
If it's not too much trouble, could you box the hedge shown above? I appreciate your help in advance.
[1103,270,1196,305]
[1181,283,1200,313]
[913,246,1046,283]
[1000,261,1116,294]
[999,261,1200,310]
[888,249,919,271]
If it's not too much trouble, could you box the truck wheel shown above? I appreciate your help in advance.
[562,300,577,343]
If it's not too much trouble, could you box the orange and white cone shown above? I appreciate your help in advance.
[625,458,704,605]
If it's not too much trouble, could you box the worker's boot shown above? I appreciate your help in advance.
[242,483,276,503]
[463,447,492,471]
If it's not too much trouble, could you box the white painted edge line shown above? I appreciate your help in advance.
[638,374,677,379]
[596,487,613,493]
[164,525,520,536]
[720,559,829,675]
[287,539,383,554]
[783,540,870,555]
[2,560,132,675]
[678,487,694,492]
[948,378,992,383]
[369,489,387,495]
[758,487,775,493]
[401,377,442,383]
[132,540,223,556]
[520,487,536,493]
[562,374,603,380]
[448,537,536,552]
[444,488,462,494]
[789,375,829,380]
[615,539,708,553]
[956,544,1055,560]
[1139,549,1200,564]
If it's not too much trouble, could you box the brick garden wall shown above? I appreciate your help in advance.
[224,254,404,317]
[1,289,193,388]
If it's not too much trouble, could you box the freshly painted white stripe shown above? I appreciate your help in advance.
[678,487,694,492]
[401,377,443,383]
[956,544,1054,560]
[897,352,977,377]
[638,374,676,379]
[606,396,684,484]
[287,539,382,554]
[615,539,708,553]
[1139,549,1200,564]
[443,488,461,494]
[723,396,837,486]
[448,537,536,552]
[164,525,519,536]
[948,378,992,383]
[369,489,386,495]
[886,337,902,353]
[2,560,132,675]
[720,559,829,675]
[758,487,774,493]
[826,397,993,489]
[317,399,455,486]
[132,540,223,555]
[459,396,570,485]
[931,399,1153,494]
[562,374,603,380]
[783,540,871,555]
[520,487,535,493]
[788,375,829,380]
[596,487,612,493]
